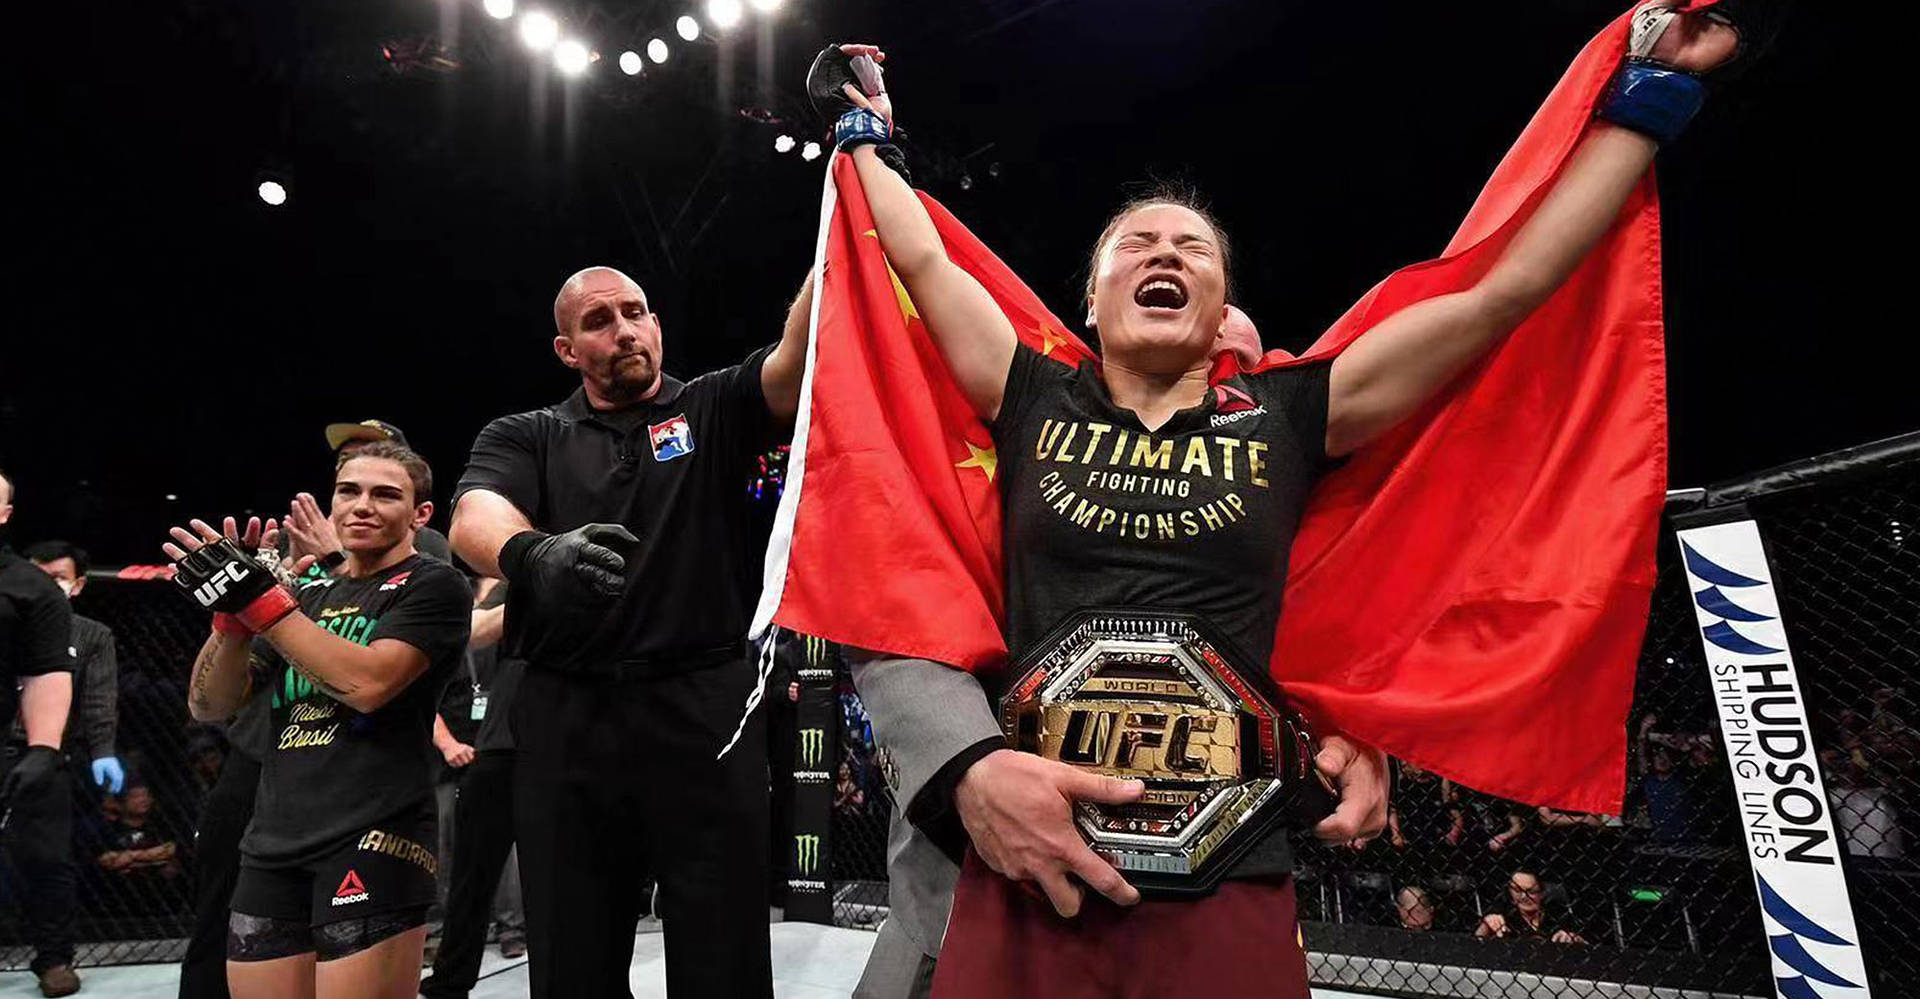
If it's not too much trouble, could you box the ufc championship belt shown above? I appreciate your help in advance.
[999,609,1336,894]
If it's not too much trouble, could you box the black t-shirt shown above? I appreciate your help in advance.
[454,349,777,676]
[241,553,471,868]
[226,681,272,763]
[989,345,1336,877]
[0,547,76,684]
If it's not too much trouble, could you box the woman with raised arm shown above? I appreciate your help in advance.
[820,5,1752,996]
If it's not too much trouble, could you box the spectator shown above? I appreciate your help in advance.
[1639,746,1698,844]
[95,785,182,883]
[1477,870,1584,944]
[1454,788,1528,855]
[834,760,866,815]
[1394,886,1436,932]
[1387,762,1459,849]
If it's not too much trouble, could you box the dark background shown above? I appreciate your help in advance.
[4,0,1904,565]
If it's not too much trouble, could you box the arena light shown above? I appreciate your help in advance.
[800,141,821,161]
[774,134,796,153]
[675,15,700,41]
[618,50,643,75]
[519,11,559,51]
[257,180,288,206]
[647,37,670,64]
[554,38,591,75]
[706,0,744,31]
[748,0,782,12]
[483,0,515,19]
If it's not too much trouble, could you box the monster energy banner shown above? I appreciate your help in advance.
[1675,516,1873,999]
[786,634,838,924]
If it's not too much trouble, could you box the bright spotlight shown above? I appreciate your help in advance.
[706,0,744,31]
[676,15,700,41]
[257,180,288,206]
[800,141,822,162]
[483,0,515,19]
[748,0,782,12]
[774,134,796,153]
[554,39,590,75]
[618,50,643,75]
[647,38,670,64]
[519,11,559,50]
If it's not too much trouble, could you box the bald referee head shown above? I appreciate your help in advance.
[551,267,664,409]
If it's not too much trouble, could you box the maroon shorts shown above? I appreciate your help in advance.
[930,851,1310,999]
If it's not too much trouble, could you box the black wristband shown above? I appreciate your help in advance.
[872,143,913,184]
[496,530,549,583]
[317,550,346,572]
[905,735,1006,862]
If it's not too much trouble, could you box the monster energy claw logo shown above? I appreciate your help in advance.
[798,728,825,769]
[794,834,821,876]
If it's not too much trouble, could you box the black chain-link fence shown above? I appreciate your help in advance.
[2,578,214,969]
[829,679,895,929]
[813,433,1915,998]
[8,432,1910,990]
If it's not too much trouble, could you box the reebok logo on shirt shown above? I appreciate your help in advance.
[1209,384,1267,427]
[331,870,370,906]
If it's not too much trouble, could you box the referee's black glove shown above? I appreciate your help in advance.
[498,524,638,599]
[1,746,62,811]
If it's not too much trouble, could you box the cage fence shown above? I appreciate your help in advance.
[4,432,1911,996]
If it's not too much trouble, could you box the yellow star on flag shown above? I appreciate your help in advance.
[955,440,997,482]
[863,228,877,238]
[886,261,920,322]
[1035,325,1067,357]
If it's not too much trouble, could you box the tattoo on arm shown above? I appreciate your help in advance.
[281,649,363,700]
[188,635,226,713]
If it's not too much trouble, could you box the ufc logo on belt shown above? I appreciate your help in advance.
[1053,704,1237,780]
[192,563,250,608]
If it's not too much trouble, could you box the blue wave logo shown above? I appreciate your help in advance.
[1680,540,1784,655]
[1758,876,1861,998]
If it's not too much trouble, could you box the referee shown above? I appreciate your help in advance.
[450,266,810,997]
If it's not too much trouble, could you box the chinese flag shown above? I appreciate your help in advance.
[756,7,1664,814]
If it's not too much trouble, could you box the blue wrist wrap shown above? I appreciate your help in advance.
[1597,58,1706,144]
[834,108,892,151]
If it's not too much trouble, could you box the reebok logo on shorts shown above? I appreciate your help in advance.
[331,870,370,907]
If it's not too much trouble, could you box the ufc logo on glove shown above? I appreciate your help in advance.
[192,563,250,607]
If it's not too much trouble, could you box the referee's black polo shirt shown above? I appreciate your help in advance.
[0,547,76,723]
[454,346,777,678]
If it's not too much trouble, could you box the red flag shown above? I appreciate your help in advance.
[757,8,1662,813]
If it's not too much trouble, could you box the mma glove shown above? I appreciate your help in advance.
[171,537,299,634]
[1,746,63,808]
[1597,0,1783,144]
[497,524,637,601]
[807,45,913,181]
